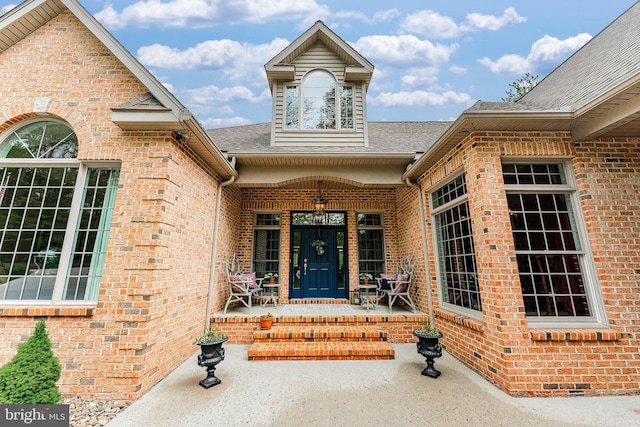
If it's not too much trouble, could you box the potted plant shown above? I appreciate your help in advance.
[264,272,278,284]
[413,322,443,378]
[359,272,373,285]
[260,311,274,330]
[312,239,326,255]
[194,328,228,388]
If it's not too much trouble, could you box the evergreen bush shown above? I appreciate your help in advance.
[0,320,61,404]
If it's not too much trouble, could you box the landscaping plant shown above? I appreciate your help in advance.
[0,320,61,404]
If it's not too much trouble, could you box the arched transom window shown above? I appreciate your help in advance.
[285,70,354,130]
[0,120,119,303]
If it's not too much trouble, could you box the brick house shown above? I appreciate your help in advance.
[0,0,638,401]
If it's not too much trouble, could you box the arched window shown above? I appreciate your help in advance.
[0,120,119,302]
[285,70,354,130]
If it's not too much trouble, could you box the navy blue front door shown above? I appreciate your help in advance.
[290,226,347,299]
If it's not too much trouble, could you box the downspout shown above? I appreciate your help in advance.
[406,177,435,328]
[204,157,237,332]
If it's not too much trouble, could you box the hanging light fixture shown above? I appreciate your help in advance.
[312,181,327,222]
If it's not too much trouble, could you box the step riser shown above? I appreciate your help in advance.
[248,325,396,360]
[253,326,388,342]
[248,342,396,361]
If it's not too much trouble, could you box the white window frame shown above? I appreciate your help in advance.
[429,173,483,321]
[284,69,354,131]
[503,158,607,328]
[251,213,281,279]
[0,120,119,306]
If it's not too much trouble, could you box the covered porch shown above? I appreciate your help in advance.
[211,301,428,360]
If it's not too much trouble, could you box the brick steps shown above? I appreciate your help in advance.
[253,325,388,342]
[248,325,395,360]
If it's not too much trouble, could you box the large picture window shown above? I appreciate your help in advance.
[284,70,353,130]
[252,213,281,279]
[504,163,597,321]
[432,175,481,313]
[0,121,119,303]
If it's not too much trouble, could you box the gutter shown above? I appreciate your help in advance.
[204,157,237,332]
[405,177,435,328]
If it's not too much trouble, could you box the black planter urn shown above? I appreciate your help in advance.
[413,330,443,378]
[197,337,228,388]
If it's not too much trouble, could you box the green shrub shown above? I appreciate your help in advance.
[0,320,61,404]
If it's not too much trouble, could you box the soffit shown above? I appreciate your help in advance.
[572,80,640,140]
[0,0,65,52]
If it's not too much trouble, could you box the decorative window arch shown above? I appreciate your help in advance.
[285,70,354,130]
[0,120,119,303]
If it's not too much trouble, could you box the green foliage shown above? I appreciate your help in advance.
[0,320,61,404]
[414,322,441,336]
[502,72,539,102]
[194,328,228,345]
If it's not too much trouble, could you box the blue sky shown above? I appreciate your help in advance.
[4,0,637,128]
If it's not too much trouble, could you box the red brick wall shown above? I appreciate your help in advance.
[419,131,640,396]
[0,12,223,401]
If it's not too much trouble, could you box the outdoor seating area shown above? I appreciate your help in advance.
[376,256,417,314]
[223,254,264,314]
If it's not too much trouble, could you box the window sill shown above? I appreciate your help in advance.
[434,308,484,332]
[529,328,619,341]
[0,305,96,317]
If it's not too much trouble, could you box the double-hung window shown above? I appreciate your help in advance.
[431,174,482,314]
[503,162,604,326]
[356,213,384,279]
[252,213,281,279]
[0,120,119,303]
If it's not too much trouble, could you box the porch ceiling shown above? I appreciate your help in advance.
[232,156,413,189]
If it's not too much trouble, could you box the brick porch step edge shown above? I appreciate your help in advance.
[247,341,395,360]
[253,325,388,342]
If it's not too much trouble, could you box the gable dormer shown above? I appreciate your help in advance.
[265,21,374,147]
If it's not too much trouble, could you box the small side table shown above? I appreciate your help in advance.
[358,284,377,311]
[261,283,280,308]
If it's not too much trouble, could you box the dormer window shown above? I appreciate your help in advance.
[285,70,354,130]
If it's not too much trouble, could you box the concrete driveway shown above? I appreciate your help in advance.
[107,344,640,427]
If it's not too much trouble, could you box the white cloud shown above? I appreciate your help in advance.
[401,67,439,89]
[373,9,402,23]
[185,85,271,105]
[353,35,458,66]
[463,7,526,32]
[449,65,467,75]
[479,32,592,74]
[217,105,234,114]
[201,117,253,129]
[369,90,472,107]
[400,8,526,39]
[1,4,18,13]
[400,10,460,39]
[137,38,290,84]
[95,0,329,29]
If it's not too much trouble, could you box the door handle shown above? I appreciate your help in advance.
[304,258,308,275]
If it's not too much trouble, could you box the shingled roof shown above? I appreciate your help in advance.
[520,2,640,109]
[208,121,452,154]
